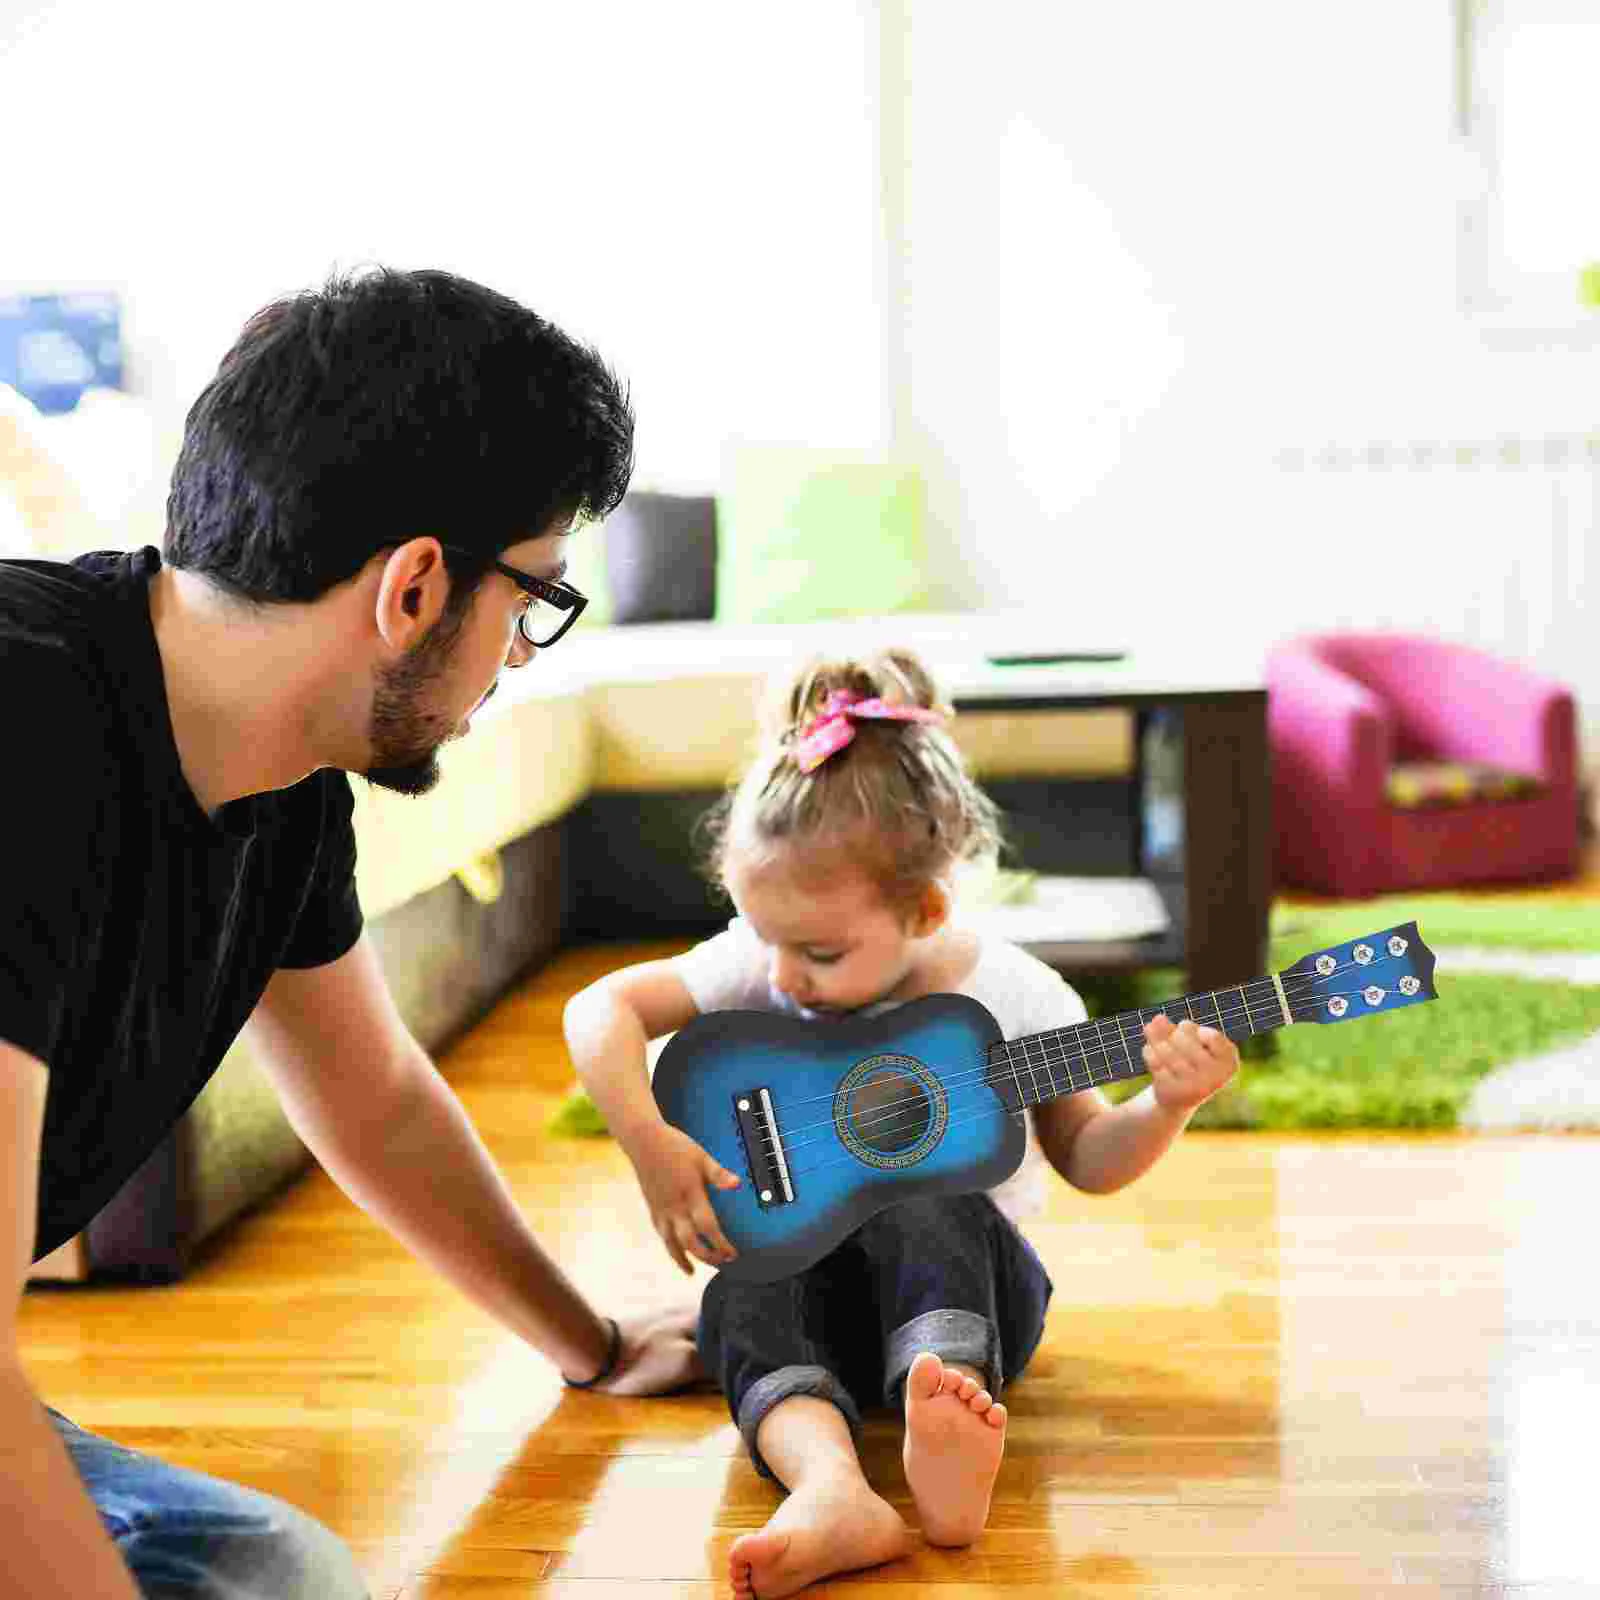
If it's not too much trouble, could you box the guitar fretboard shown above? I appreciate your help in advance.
[984,979,1289,1110]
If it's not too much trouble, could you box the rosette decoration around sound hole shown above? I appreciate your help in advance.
[833,1053,948,1169]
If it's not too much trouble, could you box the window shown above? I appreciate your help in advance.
[1457,0,1600,336]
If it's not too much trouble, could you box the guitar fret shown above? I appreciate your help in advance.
[1271,972,1293,1026]
[1090,1016,1114,1085]
[1044,1031,1064,1099]
[1098,1018,1120,1086]
[1237,984,1255,1036]
[1025,1033,1043,1106]
[1105,1016,1127,1082]
[1042,1032,1065,1100]
[1034,1032,1053,1105]
[1113,1013,1139,1080]
[1041,1028,1067,1096]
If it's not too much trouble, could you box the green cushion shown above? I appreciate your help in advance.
[717,447,931,623]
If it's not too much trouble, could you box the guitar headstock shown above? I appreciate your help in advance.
[1277,920,1438,1025]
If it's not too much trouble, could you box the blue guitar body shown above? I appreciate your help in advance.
[651,994,1019,1284]
[650,921,1440,1284]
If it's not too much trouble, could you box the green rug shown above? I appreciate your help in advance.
[1270,892,1600,954]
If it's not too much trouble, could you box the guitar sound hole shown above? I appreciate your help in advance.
[846,1071,932,1155]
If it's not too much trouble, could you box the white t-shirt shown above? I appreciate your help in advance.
[670,917,1091,1223]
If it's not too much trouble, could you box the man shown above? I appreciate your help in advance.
[1,269,695,1599]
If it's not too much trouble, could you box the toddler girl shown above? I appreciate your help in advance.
[564,649,1238,1599]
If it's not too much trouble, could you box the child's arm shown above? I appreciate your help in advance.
[1033,1014,1238,1194]
[563,961,742,1274]
[564,960,697,1147]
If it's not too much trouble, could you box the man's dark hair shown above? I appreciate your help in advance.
[165,267,634,604]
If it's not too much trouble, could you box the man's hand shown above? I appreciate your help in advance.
[590,1297,708,1397]
[1141,1014,1239,1115]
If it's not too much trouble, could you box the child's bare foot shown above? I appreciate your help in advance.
[901,1349,1008,1547]
[728,1471,909,1598]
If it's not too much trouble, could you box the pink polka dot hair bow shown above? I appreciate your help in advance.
[793,689,944,774]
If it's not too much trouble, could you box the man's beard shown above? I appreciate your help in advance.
[363,604,469,797]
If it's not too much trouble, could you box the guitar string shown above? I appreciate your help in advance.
[780,986,1407,1189]
[729,946,1404,1130]
[742,969,1408,1161]
[782,1099,1034,1186]
[742,977,1407,1163]
[753,988,1297,1159]
[733,951,1416,1154]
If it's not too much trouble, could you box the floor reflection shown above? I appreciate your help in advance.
[1500,1141,1599,1587]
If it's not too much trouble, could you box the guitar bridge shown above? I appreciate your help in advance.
[733,1087,794,1209]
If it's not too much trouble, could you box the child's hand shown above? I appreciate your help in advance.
[1141,1014,1239,1115]
[623,1121,742,1274]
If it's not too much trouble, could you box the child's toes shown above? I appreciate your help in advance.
[985,1402,1008,1429]
[966,1388,993,1414]
[907,1350,945,1404]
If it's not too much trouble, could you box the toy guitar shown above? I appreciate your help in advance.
[652,921,1437,1284]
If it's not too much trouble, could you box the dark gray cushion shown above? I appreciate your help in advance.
[604,491,718,624]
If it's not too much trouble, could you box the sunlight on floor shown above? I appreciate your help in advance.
[1501,1151,1599,1586]
[370,1337,566,1595]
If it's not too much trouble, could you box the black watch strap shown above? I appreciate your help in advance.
[563,1316,622,1390]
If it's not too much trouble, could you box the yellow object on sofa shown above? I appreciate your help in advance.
[1386,761,1545,809]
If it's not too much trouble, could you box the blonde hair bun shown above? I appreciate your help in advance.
[704,646,1000,912]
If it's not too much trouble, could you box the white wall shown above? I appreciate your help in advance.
[1,0,890,491]
[884,1,1600,745]
[6,1,1597,750]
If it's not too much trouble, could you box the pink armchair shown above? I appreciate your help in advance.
[1267,634,1580,897]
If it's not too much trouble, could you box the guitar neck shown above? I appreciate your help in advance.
[986,974,1290,1110]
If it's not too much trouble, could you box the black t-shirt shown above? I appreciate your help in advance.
[0,548,364,1260]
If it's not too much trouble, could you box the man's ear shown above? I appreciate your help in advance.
[373,538,452,651]
[906,879,952,939]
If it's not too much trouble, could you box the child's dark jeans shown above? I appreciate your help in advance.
[697,1192,1053,1481]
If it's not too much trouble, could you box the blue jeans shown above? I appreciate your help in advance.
[48,1409,368,1599]
[698,1193,1053,1482]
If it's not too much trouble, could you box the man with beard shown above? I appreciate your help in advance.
[0,269,696,1599]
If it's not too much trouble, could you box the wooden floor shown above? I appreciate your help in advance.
[20,918,1600,1598]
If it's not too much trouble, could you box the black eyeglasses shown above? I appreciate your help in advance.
[438,544,589,651]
